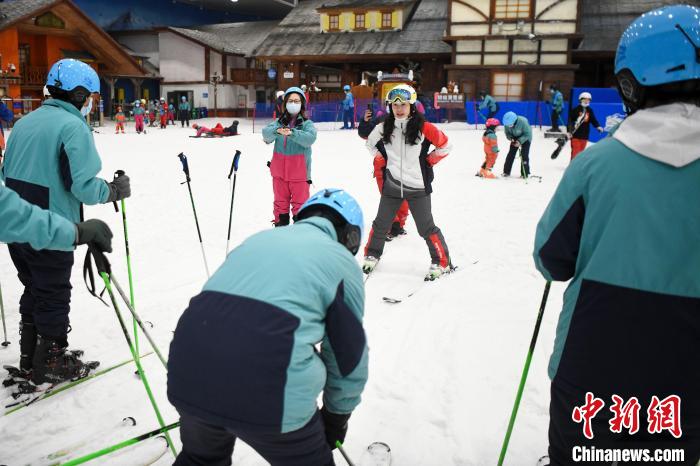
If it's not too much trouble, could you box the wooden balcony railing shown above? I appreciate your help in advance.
[230,68,274,85]
[21,66,48,86]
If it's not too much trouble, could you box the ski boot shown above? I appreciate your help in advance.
[362,256,379,274]
[425,263,453,281]
[31,335,99,385]
[386,222,407,241]
[480,168,497,179]
[274,213,290,228]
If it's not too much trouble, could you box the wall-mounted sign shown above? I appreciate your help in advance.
[435,93,464,109]
[268,68,277,79]
[203,92,209,98]
[283,71,294,79]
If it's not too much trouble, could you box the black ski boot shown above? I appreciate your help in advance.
[32,335,98,385]
[19,318,37,375]
[386,222,407,241]
[274,213,290,227]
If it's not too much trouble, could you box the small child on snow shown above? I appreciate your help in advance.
[115,106,126,134]
[159,98,168,129]
[477,118,500,179]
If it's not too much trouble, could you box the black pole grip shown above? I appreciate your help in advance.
[88,244,112,276]
[228,150,241,179]
[177,153,191,182]
[112,170,126,212]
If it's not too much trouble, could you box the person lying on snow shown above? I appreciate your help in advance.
[190,120,239,138]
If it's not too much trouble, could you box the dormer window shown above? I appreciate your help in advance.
[494,0,531,20]
[355,13,365,30]
[381,12,392,29]
[329,14,339,31]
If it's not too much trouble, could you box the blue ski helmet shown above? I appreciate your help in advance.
[343,85,351,91]
[284,86,306,103]
[46,59,99,93]
[503,111,517,126]
[615,5,700,110]
[297,189,364,255]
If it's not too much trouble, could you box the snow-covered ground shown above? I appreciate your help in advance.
[0,117,577,465]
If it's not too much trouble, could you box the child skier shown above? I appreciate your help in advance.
[262,87,317,227]
[501,111,532,178]
[477,118,500,178]
[159,97,167,129]
[114,106,126,134]
[168,100,175,125]
[132,100,145,134]
[168,188,367,466]
[534,5,700,464]
[1,59,131,385]
[567,91,603,160]
[362,84,453,281]
[179,96,191,127]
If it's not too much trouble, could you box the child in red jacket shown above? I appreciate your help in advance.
[477,118,500,179]
[115,106,126,134]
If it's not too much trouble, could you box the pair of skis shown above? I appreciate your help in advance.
[548,110,586,159]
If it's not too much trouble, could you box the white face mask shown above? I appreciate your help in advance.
[581,101,590,108]
[286,102,301,115]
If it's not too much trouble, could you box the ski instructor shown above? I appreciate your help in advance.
[1,58,131,386]
[168,188,368,466]
[534,5,700,464]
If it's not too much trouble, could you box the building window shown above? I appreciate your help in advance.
[494,0,531,20]
[492,72,524,101]
[381,12,392,28]
[355,13,365,29]
[329,14,339,30]
[35,12,65,29]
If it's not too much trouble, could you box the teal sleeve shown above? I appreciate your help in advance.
[64,123,110,205]
[0,184,76,251]
[262,121,281,144]
[478,100,486,110]
[321,268,368,415]
[519,121,532,144]
[533,157,588,281]
[290,121,317,148]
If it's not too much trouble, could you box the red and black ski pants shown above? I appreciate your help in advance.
[364,173,449,267]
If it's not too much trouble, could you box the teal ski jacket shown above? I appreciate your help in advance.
[505,116,532,145]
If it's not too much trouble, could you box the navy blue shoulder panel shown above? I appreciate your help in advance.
[325,281,366,377]
[168,291,300,432]
[5,178,49,210]
[538,195,585,281]
[59,143,73,192]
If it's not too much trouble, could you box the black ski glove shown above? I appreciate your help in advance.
[106,174,131,203]
[75,219,113,253]
[321,406,351,450]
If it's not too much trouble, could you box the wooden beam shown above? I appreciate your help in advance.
[452,0,488,21]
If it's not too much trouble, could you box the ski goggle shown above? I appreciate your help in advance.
[386,87,416,104]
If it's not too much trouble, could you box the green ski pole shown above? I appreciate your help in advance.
[335,441,356,466]
[89,246,177,458]
[60,421,180,466]
[113,170,139,362]
[498,281,551,466]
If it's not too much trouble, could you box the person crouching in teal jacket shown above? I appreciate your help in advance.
[534,6,700,464]
[262,87,317,227]
[0,59,131,386]
[168,189,367,466]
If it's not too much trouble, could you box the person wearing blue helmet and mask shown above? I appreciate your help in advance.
[534,5,700,464]
[501,111,532,178]
[262,86,318,226]
[168,188,368,466]
[341,84,354,129]
[1,58,130,386]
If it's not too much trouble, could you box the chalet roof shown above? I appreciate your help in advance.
[0,0,58,30]
[168,26,246,55]
[254,0,450,58]
[317,0,414,10]
[577,0,700,52]
[197,21,281,57]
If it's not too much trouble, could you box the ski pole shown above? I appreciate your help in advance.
[89,246,177,457]
[114,170,139,360]
[109,274,168,369]
[177,152,210,278]
[226,150,242,257]
[497,281,552,466]
[61,421,180,466]
[0,280,8,347]
[335,441,356,466]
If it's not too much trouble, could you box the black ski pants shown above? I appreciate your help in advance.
[549,379,700,465]
[365,173,450,267]
[8,243,74,339]
[179,110,190,127]
[174,410,334,466]
[503,140,531,177]
[551,109,561,130]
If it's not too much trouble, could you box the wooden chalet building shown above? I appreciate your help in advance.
[444,0,582,101]
[253,0,451,100]
[0,0,147,115]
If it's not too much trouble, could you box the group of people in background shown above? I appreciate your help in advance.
[114,96,192,134]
